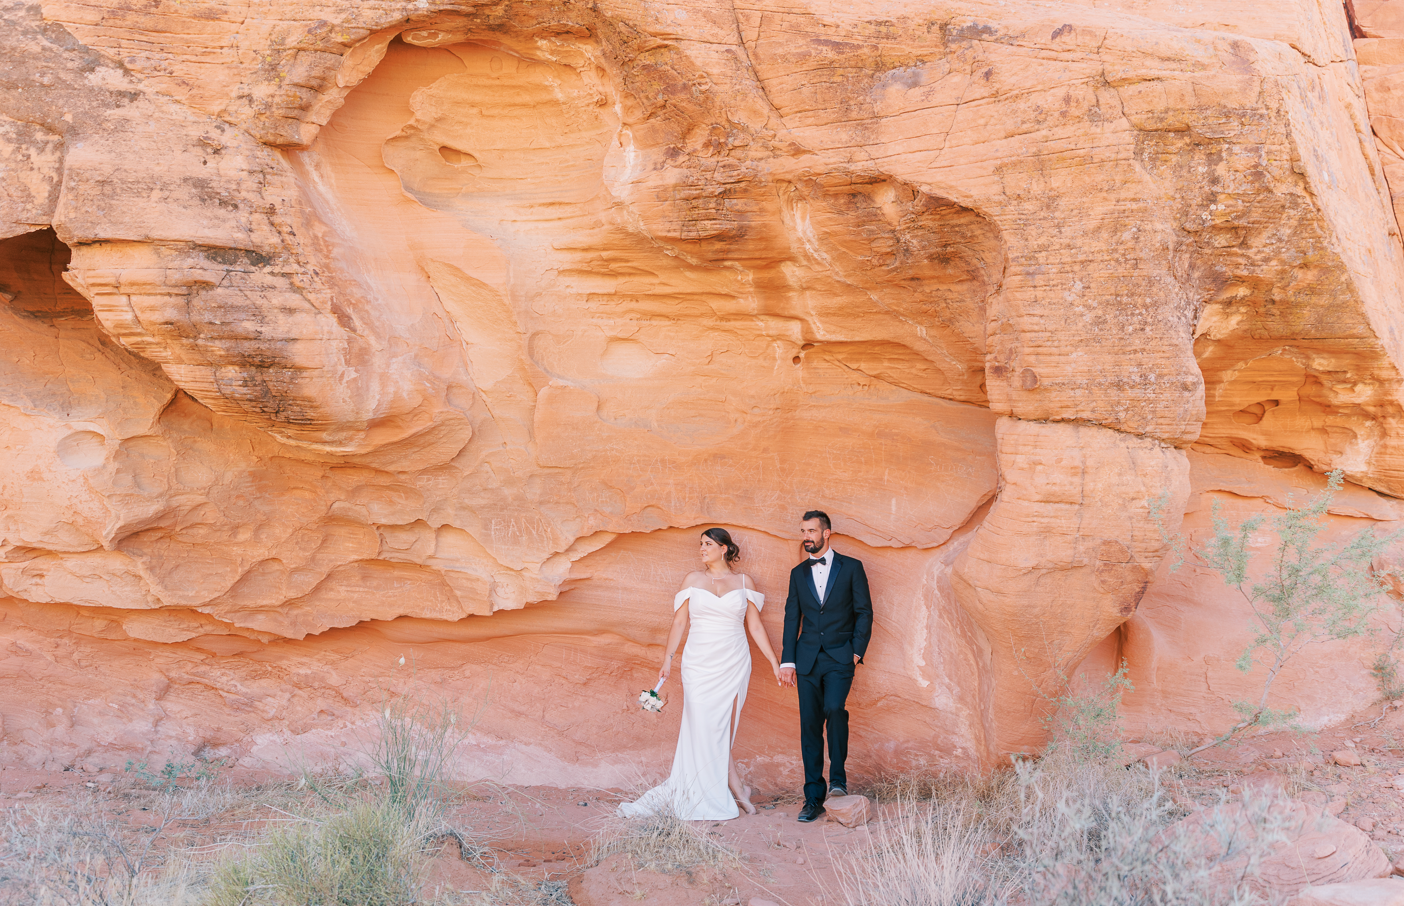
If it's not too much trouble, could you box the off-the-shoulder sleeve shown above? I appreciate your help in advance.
[673,589,693,612]
[746,590,765,611]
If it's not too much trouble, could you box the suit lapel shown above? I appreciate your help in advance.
[823,552,844,606]
[805,560,821,605]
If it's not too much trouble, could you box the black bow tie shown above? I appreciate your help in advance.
[806,556,828,568]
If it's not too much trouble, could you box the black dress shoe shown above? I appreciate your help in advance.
[797,800,825,823]
[829,784,847,797]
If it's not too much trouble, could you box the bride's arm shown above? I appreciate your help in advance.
[658,602,688,686]
[745,606,783,685]
[659,576,698,685]
[742,576,784,685]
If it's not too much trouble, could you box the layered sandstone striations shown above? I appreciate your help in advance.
[2,0,1404,780]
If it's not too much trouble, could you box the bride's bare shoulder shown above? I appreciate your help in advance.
[678,570,707,591]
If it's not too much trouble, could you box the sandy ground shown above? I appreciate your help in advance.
[7,702,1404,905]
[0,764,859,905]
[417,783,862,905]
[1168,700,1404,862]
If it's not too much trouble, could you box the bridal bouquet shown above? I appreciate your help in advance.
[638,679,665,712]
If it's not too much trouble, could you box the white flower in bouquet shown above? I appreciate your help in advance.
[638,678,665,712]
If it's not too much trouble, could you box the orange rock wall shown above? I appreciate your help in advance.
[2,0,1404,781]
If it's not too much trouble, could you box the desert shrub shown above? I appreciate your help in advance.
[590,805,740,873]
[1009,625,1134,765]
[205,798,430,906]
[840,755,1285,906]
[123,757,222,793]
[368,693,467,815]
[1372,589,1404,701]
[1042,661,1133,763]
[0,795,205,906]
[842,643,1273,906]
[1010,758,1284,906]
[207,687,479,905]
[1179,471,1394,753]
[1375,649,1404,701]
[837,795,1007,906]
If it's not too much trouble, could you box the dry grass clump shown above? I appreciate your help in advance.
[837,795,1007,906]
[204,798,432,906]
[591,806,741,873]
[367,693,467,815]
[839,751,1288,906]
[204,691,490,905]
[199,689,566,906]
[0,791,206,906]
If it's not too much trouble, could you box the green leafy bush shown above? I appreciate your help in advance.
[1042,661,1134,763]
[1158,470,1395,754]
[123,758,221,792]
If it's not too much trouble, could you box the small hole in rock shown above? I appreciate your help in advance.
[438,146,476,168]
[1261,450,1307,469]
[1231,399,1279,426]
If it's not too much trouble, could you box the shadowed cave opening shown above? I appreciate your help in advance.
[0,228,93,322]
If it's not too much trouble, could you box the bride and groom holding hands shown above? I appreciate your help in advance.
[621,511,874,824]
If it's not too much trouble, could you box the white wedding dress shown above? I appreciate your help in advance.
[621,584,764,821]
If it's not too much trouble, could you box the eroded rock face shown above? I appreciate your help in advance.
[1185,799,1393,899]
[2,0,1404,781]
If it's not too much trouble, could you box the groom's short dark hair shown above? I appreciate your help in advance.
[802,510,831,531]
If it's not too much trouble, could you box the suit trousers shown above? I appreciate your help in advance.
[797,647,854,803]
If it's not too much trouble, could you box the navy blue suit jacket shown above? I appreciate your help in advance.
[781,551,874,675]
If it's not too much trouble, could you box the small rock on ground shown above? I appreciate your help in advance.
[1291,878,1404,906]
[825,794,874,827]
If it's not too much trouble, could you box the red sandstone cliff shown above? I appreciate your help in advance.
[2,0,1404,784]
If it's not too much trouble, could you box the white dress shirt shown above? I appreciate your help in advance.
[810,549,834,604]
[781,547,836,670]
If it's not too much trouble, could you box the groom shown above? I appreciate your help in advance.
[778,510,874,823]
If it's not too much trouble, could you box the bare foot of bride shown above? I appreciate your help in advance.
[735,784,757,815]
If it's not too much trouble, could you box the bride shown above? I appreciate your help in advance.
[621,528,786,820]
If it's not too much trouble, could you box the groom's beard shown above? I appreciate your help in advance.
[802,540,822,554]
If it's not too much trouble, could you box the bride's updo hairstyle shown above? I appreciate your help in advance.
[701,527,741,565]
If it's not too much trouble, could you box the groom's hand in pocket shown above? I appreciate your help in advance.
[778,666,796,688]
